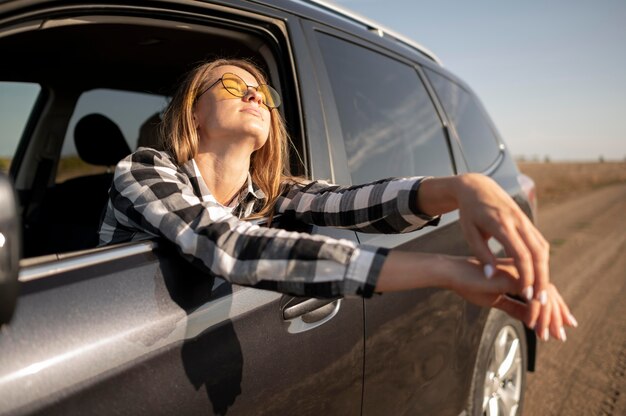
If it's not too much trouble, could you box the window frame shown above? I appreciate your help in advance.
[423,67,506,174]
[302,20,458,185]
[0,1,308,262]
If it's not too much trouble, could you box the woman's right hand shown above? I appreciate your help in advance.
[448,257,577,339]
[376,252,577,341]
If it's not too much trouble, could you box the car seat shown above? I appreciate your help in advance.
[137,112,162,150]
[24,113,131,257]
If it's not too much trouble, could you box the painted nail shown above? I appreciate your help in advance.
[523,286,534,301]
[483,264,494,279]
[559,327,567,342]
[568,314,579,328]
[527,320,536,330]
[542,328,549,342]
[538,290,548,305]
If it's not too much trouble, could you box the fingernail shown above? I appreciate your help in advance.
[538,290,548,305]
[542,328,549,342]
[528,320,536,330]
[483,264,494,279]
[559,327,567,342]
[568,314,578,328]
[523,286,534,301]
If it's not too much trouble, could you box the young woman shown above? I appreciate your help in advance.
[99,58,576,342]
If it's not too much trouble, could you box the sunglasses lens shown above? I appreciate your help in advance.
[259,85,281,109]
[222,74,248,97]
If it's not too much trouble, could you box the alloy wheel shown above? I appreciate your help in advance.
[481,326,523,416]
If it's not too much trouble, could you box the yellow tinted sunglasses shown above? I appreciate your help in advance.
[197,72,281,109]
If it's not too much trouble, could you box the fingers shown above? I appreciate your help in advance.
[535,296,551,341]
[482,261,576,343]
[517,218,551,306]
[490,221,535,299]
[461,222,496,270]
[455,174,550,304]
[525,297,541,330]
[548,294,565,341]
[451,253,578,344]
[532,285,577,342]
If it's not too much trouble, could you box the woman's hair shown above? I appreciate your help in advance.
[160,58,293,217]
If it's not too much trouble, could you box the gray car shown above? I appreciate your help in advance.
[0,1,537,415]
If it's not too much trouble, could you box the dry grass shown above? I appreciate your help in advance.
[0,156,108,182]
[55,155,108,183]
[517,161,626,207]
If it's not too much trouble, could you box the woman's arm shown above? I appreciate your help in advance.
[100,148,388,298]
[276,177,439,233]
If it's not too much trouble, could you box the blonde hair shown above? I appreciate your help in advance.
[160,58,294,217]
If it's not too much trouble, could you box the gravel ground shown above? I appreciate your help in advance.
[523,183,626,415]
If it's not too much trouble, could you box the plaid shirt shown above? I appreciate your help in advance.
[99,147,439,298]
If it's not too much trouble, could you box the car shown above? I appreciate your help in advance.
[0,0,538,415]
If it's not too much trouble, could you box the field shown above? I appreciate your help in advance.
[516,162,626,415]
[517,161,626,207]
[0,156,107,182]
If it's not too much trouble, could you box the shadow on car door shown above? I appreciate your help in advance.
[1,235,364,415]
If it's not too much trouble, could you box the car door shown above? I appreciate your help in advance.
[2,238,365,416]
[303,21,492,415]
[0,1,365,414]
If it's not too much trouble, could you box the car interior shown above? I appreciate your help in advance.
[0,10,303,261]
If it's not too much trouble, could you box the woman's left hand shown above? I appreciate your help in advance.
[418,173,550,328]
[452,174,550,322]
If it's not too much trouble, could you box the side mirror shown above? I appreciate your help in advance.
[0,172,20,325]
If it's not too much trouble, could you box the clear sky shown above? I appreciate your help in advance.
[1,1,624,161]
[334,0,626,161]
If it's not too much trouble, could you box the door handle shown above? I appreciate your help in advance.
[282,297,342,333]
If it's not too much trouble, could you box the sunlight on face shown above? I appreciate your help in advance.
[194,65,272,151]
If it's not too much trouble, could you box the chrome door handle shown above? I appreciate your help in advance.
[283,297,339,321]
[282,297,342,333]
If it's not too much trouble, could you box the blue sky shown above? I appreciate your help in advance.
[1,1,624,161]
[334,0,626,160]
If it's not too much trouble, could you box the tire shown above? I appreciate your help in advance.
[467,309,528,416]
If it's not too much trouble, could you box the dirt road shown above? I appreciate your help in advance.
[524,183,626,415]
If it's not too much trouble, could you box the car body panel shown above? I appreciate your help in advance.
[0,0,536,414]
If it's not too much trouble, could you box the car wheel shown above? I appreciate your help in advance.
[467,309,528,416]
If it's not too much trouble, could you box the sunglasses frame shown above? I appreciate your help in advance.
[196,72,281,109]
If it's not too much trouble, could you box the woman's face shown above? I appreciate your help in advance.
[193,65,272,151]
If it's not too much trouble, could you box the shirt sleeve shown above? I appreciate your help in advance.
[275,177,440,233]
[100,148,387,298]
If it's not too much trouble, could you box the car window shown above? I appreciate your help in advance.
[0,82,41,174]
[316,33,454,184]
[57,89,168,183]
[424,69,501,172]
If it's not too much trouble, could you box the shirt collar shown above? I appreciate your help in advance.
[247,173,265,200]
[189,158,265,203]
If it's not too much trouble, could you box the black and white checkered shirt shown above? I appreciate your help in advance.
[99,147,439,298]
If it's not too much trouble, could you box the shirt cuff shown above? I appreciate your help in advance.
[405,176,441,227]
[342,244,390,298]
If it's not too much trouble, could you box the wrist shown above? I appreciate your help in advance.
[431,254,464,290]
[376,251,453,292]
[417,176,459,216]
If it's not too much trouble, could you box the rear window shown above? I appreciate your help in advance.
[0,82,41,174]
[317,33,454,183]
[425,69,501,172]
[57,89,168,183]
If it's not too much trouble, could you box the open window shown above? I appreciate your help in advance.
[0,4,302,259]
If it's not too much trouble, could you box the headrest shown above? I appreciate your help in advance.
[74,113,131,166]
[137,112,163,150]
